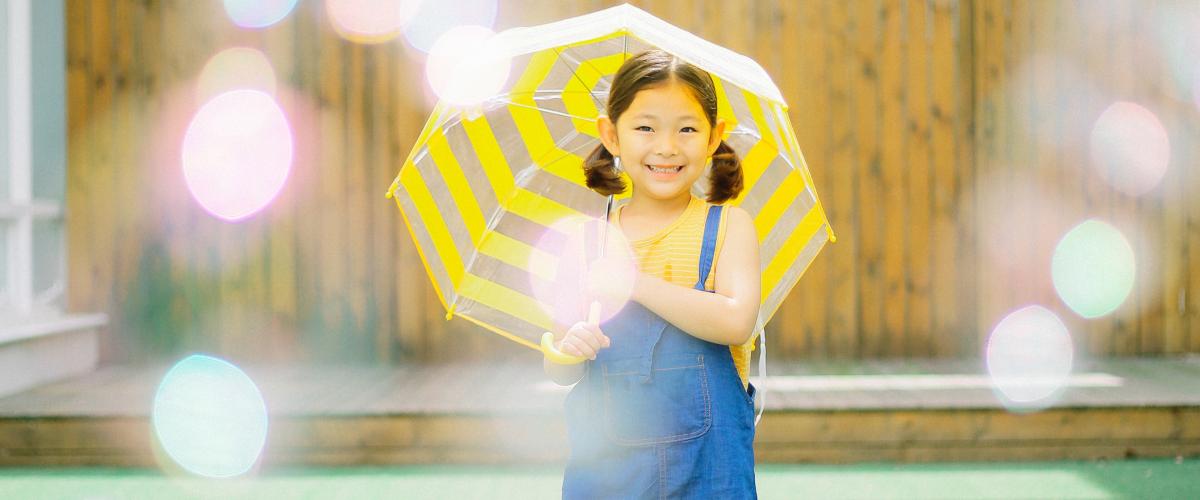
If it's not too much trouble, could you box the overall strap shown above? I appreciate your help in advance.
[694,205,723,291]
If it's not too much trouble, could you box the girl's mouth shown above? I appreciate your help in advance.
[646,164,684,175]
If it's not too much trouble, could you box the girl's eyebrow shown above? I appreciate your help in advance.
[630,113,701,122]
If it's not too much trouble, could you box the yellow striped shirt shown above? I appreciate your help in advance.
[613,195,753,388]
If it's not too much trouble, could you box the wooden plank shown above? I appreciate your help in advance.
[852,0,883,358]
[346,41,370,355]
[928,0,959,357]
[1106,1,1141,355]
[369,40,396,363]
[795,0,842,359]
[903,0,933,357]
[317,7,348,358]
[1126,1,1165,356]
[1189,36,1200,354]
[879,0,908,357]
[973,0,1004,352]
[1030,0,1062,316]
[830,0,859,359]
[952,0,977,357]
[64,0,93,320]
[1151,0,1187,355]
[1052,0,1089,354]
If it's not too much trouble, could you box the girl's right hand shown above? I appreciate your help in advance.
[557,321,611,360]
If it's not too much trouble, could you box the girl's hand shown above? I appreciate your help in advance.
[557,321,611,360]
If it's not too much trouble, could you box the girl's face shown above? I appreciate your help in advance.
[598,81,726,202]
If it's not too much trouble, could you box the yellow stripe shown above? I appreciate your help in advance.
[428,130,486,247]
[399,161,467,303]
[511,48,559,95]
[712,76,740,133]
[459,273,554,333]
[461,114,517,205]
[508,103,589,185]
[761,205,826,304]
[754,174,806,244]
[728,140,778,206]
[479,230,557,283]
[508,187,586,227]
[743,89,778,150]
[562,52,626,136]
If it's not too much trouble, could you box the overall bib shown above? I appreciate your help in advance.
[562,205,757,499]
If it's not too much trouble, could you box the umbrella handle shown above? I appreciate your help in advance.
[540,301,602,365]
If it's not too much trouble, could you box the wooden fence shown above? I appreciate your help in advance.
[65,0,1200,363]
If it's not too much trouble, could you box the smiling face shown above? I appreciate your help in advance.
[598,81,726,203]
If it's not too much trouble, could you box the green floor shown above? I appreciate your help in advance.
[0,459,1196,499]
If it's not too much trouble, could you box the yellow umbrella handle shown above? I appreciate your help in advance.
[540,301,601,365]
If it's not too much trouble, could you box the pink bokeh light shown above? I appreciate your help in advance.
[327,0,421,44]
[1089,101,1170,197]
[182,89,294,222]
[530,215,638,328]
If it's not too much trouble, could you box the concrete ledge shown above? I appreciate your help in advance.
[0,313,105,398]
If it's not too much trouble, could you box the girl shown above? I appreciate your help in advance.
[544,49,761,499]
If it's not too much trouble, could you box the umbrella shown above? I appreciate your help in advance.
[385,3,834,358]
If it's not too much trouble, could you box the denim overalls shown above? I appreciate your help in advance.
[562,205,758,499]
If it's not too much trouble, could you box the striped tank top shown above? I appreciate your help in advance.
[612,195,754,388]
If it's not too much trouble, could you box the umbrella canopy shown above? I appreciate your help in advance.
[386,3,834,352]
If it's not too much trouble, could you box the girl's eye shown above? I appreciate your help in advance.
[681,127,698,133]
[635,126,653,132]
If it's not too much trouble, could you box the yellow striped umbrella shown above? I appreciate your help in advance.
[385,3,834,352]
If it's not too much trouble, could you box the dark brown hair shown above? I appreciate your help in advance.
[583,50,743,204]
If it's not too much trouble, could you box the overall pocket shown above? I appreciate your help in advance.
[601,352,712,446]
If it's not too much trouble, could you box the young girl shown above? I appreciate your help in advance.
[544,49,761,499]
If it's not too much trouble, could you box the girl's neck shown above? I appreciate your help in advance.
[622,190,693,221]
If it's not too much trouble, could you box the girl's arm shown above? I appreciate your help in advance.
[631,206,760,346]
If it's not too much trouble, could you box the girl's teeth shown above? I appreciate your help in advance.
[648,165,681,173]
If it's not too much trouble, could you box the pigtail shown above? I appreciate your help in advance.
[583,144,627,196]
[706,140,743,204]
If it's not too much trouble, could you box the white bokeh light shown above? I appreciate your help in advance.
[182,90,294,222]
[327,0,422,44]
[986,305,1074,413]
[1089,101,1170,197]
[402,0,498,53]
[152,354,268,478]
[425,25,511,106]
[196,47,277,103]
[223,0,298,29]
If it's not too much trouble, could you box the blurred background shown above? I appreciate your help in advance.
[12,0,1190,366]
[2,0,1200,489]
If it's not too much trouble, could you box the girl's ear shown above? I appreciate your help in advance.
[598,115,621,157]
[708,118,727,156]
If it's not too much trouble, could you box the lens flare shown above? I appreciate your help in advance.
[182,89,293,222]
[425,25,511,106]
[327,0,422,44]
[530,215,637,328]
[223,0,298,29]
[986,305,1074,412]
[196,47,276,103]
[402,0,498,53]
[1052,219,1136,319]
[152,354,268,478]
[1089,101,1170,197]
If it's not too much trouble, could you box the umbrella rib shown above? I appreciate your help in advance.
[551,47,607,113]
[497,98,598,122]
